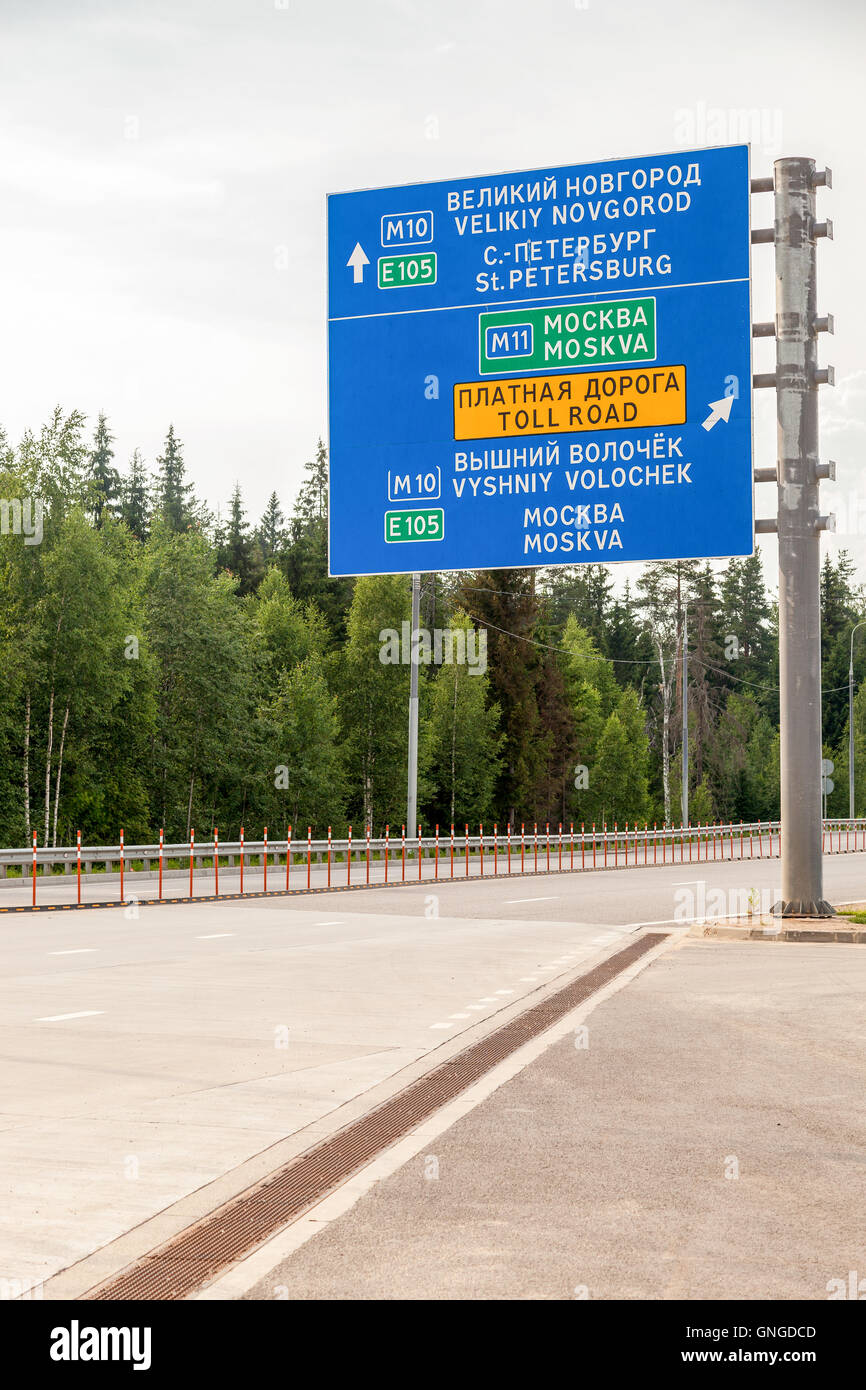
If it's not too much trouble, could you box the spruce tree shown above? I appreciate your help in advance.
[456,569,547,824]
[120,449,150,541]
[88,412,120,526]
[153,424,195,533]
[258,491,286,560]
[216,484,262,595]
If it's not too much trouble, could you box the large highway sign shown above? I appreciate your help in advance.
[327,144,752,576]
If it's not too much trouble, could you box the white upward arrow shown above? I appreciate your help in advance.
[347,242,370,284]
[701,395,735,431]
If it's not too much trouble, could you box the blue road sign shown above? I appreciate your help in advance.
[327,144,752,576]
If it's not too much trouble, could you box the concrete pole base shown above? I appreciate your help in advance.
[773,899,835,918]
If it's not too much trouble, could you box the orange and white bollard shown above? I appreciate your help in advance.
[214,827,219,896]
[240,826,245,894]
[32,830,37,907]
[77,829,82,905]
[286,825,292,890]
[347,825,352,886]
[120,828,124,903]
[189,829,195,897]
[158,828,163,899]
[326,825,331,888]
[307,826,312,890]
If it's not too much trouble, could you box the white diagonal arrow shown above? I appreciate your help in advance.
[701,395,735,431]
[347,242,369,284]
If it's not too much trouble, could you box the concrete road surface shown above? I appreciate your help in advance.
[243,938,866,1301]
[1,853,863,1295]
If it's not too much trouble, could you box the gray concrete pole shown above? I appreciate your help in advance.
[775,157,831,915]
[681,608,688,826]
[407,571,421,838]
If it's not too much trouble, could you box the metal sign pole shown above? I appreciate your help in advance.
[407,571,421,838]
[681,607,688,827]
[774,157,833,916]
[850,648,855,821]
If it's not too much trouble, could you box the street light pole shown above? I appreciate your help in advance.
[848,620,866,819]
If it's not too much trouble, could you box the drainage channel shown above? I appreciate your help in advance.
[87,931,668,1302]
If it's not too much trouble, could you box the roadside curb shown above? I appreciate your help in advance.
[690,917,866,943]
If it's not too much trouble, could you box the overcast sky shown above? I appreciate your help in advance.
[1,0,863,583]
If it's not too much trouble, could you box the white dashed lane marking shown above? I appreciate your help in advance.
[36,1011,104,1022]
[47,949,96,956]
[196,933,235,940]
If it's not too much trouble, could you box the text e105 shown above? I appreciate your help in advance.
[378,253,437,289]
[384,508,445,543]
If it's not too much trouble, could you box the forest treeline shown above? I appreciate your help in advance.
[1,407,864,848]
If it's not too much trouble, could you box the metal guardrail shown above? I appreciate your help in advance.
[3,820,866,909]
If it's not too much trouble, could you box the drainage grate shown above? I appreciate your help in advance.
[88,931,667,1301]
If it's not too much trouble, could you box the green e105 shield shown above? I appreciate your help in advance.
[384,508,445,543]
[378,253,437,289]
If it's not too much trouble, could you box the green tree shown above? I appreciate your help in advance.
[339,575,411,828]
[143,522,252,837]
[421,614,503,828]
[821,552,863,750]
[21,509,142,844]
[591,686,650,826]
[282,440,353,636]
[258,491,287,561]
[119,449,150,541]
[690,777,715,826]
[216,483,263,595]
[457,569,548,823]
[249,566,329,678]
[153,424,197,533]
[87,412,120,526]
[257,655,344,831]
